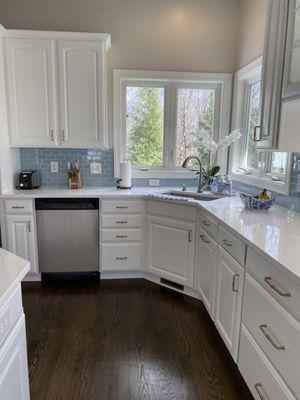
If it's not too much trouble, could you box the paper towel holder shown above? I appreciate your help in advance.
[116,179,132,190]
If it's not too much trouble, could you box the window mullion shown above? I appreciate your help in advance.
[167,83,178,170]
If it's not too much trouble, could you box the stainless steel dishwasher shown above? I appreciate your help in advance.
[36,198,99,279]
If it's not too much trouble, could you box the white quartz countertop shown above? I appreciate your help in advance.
[1,186,300,282]
[0,248,29,304]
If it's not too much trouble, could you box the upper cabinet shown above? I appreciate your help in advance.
[3,28,110,148]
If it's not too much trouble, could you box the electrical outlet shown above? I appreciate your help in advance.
[297,175,300,192]
[51,161,58,173]
[149,179,160,187]
[90,162,102,174]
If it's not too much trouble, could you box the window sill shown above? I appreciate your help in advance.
[130,169,199,180]
[231,172,290,195]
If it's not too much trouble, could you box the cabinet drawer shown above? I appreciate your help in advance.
[239,325,296,400]
[198,210,218,241]
[146,200,196,221]
[219,225,246,265]
[5,200,33,214]
[0,285,22,347]
[101,243,142,271]
[101,214,142,228]
[243,273,300,397]
[246,247,300,322]
[101,229,142,242]
[101,200,144,214]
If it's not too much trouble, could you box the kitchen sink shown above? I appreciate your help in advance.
[162,190,227,201]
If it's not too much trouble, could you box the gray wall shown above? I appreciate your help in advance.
[0,0,240,147]
[236,0,268,69]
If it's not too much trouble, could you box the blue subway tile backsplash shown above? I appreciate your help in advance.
[20,148,300,212]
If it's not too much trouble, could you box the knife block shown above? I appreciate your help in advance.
[68,171,82,189]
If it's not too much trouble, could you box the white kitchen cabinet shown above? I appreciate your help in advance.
[3,30,110,148]
[214,246,244,361]
[195,227,217,319]
[4,38,57,146]
[146,215,195,288]
[5,214,38,274]
[57,40,107,147]
[0,315,30,400]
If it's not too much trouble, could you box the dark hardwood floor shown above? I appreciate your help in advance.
[22,279,253,400]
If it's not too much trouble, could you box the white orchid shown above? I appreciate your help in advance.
[194,129,242,154]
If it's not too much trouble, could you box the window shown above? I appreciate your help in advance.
[114,70,232,178]
[231,58,291,195]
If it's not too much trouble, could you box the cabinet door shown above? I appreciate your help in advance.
[0,315,30,400]
[4,38,57,146]
[214,247,244,361]
[257,0,288,149]
[195,228,217,319]
[146,216,195,287]
[58,40,107,147]
[5,215,38,274]
[282,0,300,98]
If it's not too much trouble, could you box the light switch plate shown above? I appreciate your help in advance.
[149,179,160,187]
[90,162,102,174]
[51,161,58,173]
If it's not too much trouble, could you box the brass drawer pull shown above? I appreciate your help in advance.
[116,221,128,224]
[202,220,210,226]
[222,239,233,247]
[116,257,128,260]
[12,206,25,209]
[200,234,210,244]
[264,277,291,297]
[232,273,239,292]
[259,324,285,350]
[254,383,269,400]
[116,206,128,209]
[116,235,128,239]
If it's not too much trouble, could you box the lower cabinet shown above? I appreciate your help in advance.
[214,246,245,361]
[5,214,38,274]
[0,314,30,400]
[146,215,195,287]
[195,227,218,319]
[101,243,142,271]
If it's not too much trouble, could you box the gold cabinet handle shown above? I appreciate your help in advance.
[232,273,239,292]
[116,257,128,260]
[61,130,65,141]
[50,129,54,142]
[200,234,210,244]
[222,239,233,247]
[115,235,128,239]
[12,206,25,209]
[116,220,128,224]
[264,277,291,297]
[254,383,269,400]
[259,324,285,350]
[116,206,128,209]
[202,220,210,226]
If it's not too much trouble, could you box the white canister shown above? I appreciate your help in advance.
[117,162,132,189]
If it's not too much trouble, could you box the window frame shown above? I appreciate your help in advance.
[230,57,292,195]
[113,70,232,179]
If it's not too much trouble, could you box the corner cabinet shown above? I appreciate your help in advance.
[3,30,110,148]
[146,215,195,288]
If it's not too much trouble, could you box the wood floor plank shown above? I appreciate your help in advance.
[22,279,253,400]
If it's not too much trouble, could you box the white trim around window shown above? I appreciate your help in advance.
[230,57,292,195]
[113,69,232,179]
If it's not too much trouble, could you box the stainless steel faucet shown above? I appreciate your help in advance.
[182,156,206,193]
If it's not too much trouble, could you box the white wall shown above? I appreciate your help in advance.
[0,0,240,147]
[236,0,268,70]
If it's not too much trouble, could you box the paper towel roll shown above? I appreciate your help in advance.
[118,162,132,188]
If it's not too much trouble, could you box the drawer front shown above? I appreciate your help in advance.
[5,200,33,214]
[101,200,144,214]
[146,200,196,221]
[0,285,22,347]
[198,210,218,241]
[101,214,142,228]
[239,325,296,400]
[101,229,142,242]
[219,225,246,265]
[101,243,142,271]
[243,273,300,397]
[247,247,300,322]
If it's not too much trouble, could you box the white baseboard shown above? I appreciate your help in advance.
[100,270,144,280]
[23,273,41,282]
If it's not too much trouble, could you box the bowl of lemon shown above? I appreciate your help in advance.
[240,189,275,210]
